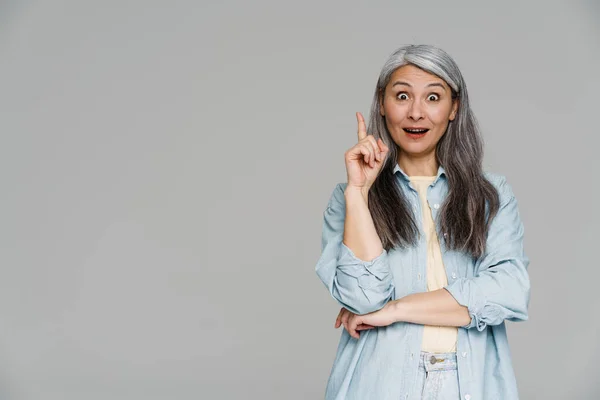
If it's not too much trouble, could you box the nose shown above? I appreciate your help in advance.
[408,100,424,121]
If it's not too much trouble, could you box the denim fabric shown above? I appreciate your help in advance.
[416,351,460,400]
[315,163,530,400]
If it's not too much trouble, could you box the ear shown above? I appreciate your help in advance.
[379,90,385,116]
[449,99,459,121]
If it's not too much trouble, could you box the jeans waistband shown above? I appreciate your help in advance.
[418,351,457,372]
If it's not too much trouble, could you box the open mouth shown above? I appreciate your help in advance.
[403,128,430,138]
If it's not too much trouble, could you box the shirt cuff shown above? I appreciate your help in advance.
[444,279,488,331]
[337,242,389,281]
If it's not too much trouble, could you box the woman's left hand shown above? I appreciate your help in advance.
[334,301,398,339]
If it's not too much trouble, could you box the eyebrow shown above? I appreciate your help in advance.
[391,81,447,91]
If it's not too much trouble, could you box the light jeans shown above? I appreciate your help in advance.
[416,351,460,400]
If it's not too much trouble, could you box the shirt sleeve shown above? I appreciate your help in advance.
[315,183,395,315]
[444,176,531,331]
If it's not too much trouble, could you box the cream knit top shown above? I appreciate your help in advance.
[409,175,458,353]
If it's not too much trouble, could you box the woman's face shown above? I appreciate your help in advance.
[379,64,458,158]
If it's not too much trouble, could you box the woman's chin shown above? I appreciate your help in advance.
[398,141,435,155]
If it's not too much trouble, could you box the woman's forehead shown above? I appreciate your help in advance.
[388,65,449,89]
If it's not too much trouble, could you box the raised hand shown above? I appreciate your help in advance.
[345,112,389,192]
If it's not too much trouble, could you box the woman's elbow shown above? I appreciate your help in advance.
[332,284,395,315]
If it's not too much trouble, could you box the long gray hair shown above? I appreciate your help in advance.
[367,44,500,259]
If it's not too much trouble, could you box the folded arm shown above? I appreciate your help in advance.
[391,288,471,327]
[392,176,530,330]
[315,183,395,315]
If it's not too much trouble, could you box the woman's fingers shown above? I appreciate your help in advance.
[365,136,380,162]
[356,112,367,141]
[362,141,378,168]
[360,136,386,168]
[338,309,346,329]
[357,144,374,168]
[365,140,376,166]
[335,308,344,328]
[348,314,362,339]
[350,133,385,170]
[348,112,390,184]
[341,310,351,335]
[377,137,389,153]
[336,309,376,338]
[356,113,381,166]
[371,136,389,162]
[380,140,389,160]
[356,324,375,331]
[361,144,373,168]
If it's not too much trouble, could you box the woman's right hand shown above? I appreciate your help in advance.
[345,112,389,191]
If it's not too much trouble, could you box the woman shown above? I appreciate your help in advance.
[315,44,530,400]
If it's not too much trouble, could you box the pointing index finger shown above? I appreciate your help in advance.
[356,112,367,141]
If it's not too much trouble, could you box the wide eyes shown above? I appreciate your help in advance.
[395,92,440,101]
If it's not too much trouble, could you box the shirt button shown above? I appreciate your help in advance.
[452,272,457,279]
[462,352,467,357]
[464,395,471,400]
[417,273,422,280]
[433,203,440,209]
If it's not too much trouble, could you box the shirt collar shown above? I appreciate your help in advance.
[393,162,447,185]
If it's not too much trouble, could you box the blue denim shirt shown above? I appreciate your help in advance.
[315,163,530,400]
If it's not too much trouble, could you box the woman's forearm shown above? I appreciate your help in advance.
[343,186,384,261]
[391,288,471,327]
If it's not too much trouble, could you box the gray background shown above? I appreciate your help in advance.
[0,1,598,399]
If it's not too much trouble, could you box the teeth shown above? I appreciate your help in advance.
[405,128,428,133]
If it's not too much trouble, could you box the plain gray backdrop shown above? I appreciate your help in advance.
[0,1,599,399]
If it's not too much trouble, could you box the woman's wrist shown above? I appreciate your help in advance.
[390,299,407,323]
[344,185,370,203]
